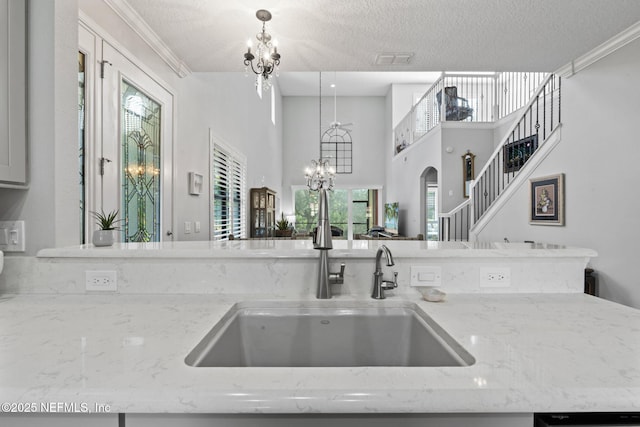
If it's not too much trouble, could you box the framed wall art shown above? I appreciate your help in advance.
[529,173,564,225]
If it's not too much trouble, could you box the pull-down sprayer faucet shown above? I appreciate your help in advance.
[371,245,398,299]
[313,187,345,299]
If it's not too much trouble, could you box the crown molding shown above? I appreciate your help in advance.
[557,20,640,78]
[103,0,191,78]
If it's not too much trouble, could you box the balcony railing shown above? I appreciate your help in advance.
[394,72,547,155]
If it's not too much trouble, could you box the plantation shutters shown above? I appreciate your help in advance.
[211,140,246,240]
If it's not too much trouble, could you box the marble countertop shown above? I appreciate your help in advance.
[0,292,638,414]
[36,240,598,259]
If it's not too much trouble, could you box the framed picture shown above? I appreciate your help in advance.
[529,173,564,225]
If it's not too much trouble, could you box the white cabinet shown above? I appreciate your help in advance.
[0,0,27,187]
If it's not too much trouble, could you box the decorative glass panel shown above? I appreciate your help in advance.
[121,80,161,242]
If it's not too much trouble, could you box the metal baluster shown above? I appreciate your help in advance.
[558,76,561,125]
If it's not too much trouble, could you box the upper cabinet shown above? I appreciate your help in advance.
[0,0,26,187]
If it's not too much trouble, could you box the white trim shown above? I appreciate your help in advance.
[209,130,247,165]
[79,12,177,94]
[102,0,191,78]
[469,126,563,240]
[556,20,640,78]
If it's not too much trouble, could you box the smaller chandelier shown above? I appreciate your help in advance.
[243,9,281,91]
[305,158,335,192]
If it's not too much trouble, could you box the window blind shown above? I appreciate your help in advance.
[212,142,246,240]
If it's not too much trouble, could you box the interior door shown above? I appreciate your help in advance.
[101,41,174,242]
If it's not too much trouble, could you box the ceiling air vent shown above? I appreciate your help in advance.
[375,53,414,65]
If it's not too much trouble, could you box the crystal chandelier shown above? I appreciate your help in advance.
[305,158,335,191]
[243,9,281,91]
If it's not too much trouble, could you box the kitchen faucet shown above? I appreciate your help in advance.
[313,187,345,299]
[371,245,397,299]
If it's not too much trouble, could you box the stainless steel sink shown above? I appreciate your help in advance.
[185,302,474,367]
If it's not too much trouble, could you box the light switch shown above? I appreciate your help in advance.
[410,266,442,287]
[194,221,201,233]
[184,221,192,234]
[418,272,435,282]
[0,220,25,252]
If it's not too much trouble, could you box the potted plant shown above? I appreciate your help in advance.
[274,213,293,238]
[91,210,122,247]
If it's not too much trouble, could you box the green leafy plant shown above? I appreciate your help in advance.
[91,210,123,230]
[276,213,290,230]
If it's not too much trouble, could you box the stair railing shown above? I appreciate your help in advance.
[439,199,472,242]
[471,73,561,225]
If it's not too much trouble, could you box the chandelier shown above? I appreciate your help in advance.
[305,158,335,191]
[243,9,281,91]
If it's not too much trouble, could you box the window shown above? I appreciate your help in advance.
[426,185,438,241]
[294,188,378,238]
[321,128,352,174]
[271,85,276,125]
[352,188,377,236]
[211,138,246,240]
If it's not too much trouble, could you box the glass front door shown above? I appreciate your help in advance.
[101,41,174,242]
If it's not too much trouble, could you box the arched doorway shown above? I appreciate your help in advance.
[420,167,439,241]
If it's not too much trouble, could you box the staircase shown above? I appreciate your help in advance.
[440,73,562,241]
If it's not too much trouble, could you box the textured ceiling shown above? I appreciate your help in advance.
[121,0,640,95]
[126,0,640,72]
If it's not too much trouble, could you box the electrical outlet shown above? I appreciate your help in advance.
[480,267,511,287]
[86,270,117,292]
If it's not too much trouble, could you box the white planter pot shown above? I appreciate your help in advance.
[93,229,114,247]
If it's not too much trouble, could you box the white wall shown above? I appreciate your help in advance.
[440,126,494,212]
[387,128,442,237]
[175,73,282,240]
[0,0,79,256]
[475,37,640,309]
[281,96,386,215]
[390,83,430,128]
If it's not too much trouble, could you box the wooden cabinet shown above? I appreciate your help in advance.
[250,187,276,238]
[0,0,27,187]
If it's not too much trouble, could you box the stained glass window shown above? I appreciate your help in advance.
[121,80,161,242]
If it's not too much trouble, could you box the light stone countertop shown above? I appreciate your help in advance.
[37,240,597,259]
[0,292,638,414]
